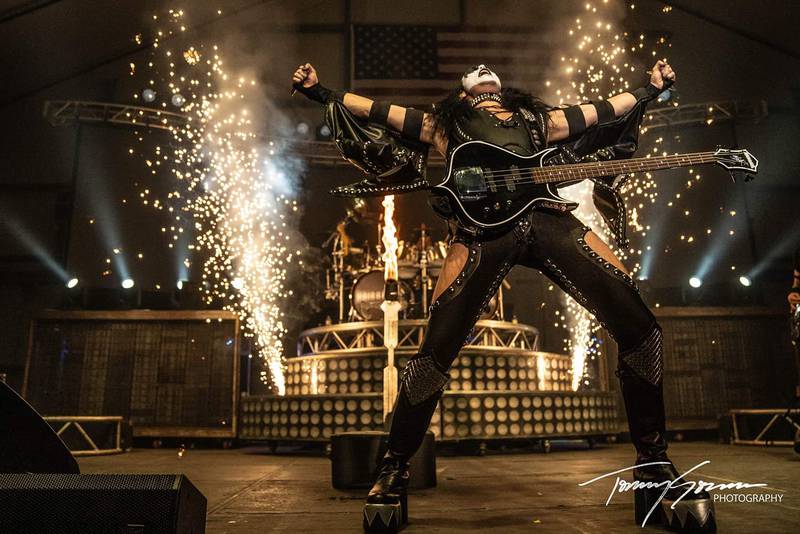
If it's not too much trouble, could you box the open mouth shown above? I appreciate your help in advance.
[479,68,491,77]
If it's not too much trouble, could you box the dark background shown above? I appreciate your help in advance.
[1,0,799,389]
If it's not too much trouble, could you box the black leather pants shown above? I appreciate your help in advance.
[386,208,662,458]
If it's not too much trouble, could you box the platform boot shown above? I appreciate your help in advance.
[362,351,449,533]
[618,325,716,533]
[362,450,410,533]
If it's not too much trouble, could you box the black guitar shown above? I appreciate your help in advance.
[431,141,759,229]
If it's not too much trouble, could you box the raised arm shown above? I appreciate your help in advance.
[546,60,676,143]
[292,63,446,153]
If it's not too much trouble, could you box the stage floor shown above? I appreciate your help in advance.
[78,441,799,533]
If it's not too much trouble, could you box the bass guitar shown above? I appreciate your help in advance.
[431,140,758,229]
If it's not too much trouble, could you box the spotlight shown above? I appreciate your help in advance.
[176,280,184,290]
[142,88,156,102]
[66,278,79,289]
[689,277,702,288]
[171,93,185,107]
[231,278,244,290]
[315,123,332,140]
[739,276,751,287]
[296,121,310,136]
[122,278,135,289]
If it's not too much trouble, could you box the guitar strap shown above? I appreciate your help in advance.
[517,107,548,151]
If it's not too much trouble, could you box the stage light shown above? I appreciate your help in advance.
[315,123,332,140]
[142,88,156,102]
[689,277,702,288]
[66,278,79,289]
[176,280,184,290]
[122,278,135,289]
[171,94,185,107]
[231,278,244,290]
[296,121,310,136]
[2,214,69,282]
[739,276,751,287]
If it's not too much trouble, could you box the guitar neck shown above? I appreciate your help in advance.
[534,151,717,184]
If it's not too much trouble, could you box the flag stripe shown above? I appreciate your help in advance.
[352,24,551,106]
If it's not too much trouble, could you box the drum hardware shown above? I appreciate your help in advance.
[321,215,510,322]
[350,270,414,321]
[419,225,430,314]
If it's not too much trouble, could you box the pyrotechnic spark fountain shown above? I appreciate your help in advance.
[549,0,674,389]
[127,10,302,394]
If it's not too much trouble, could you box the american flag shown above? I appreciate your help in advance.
[351,25,551,108]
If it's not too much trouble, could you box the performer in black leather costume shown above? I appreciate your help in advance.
[292,61,715,533]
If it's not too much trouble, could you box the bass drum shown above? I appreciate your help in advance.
[351,270,413,321]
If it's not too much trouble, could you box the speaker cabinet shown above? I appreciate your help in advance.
[0,474,206,534]
[24,310,240,438]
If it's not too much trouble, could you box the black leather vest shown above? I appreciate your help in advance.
[440,106,548,237]
[447,106,546,159]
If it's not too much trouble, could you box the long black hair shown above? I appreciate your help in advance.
[429,85,554,139]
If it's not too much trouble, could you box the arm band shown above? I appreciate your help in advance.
[563,105,586,136]
[592,99,616,125]
[402,108,425,140]
[368,100,392,125]
[294,82,344,105]
[631,83,662,103]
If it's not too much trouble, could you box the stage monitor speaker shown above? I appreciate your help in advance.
[0,473,207,534]
[0,381,78,474]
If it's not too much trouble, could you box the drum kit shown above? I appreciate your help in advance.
[323,207,503,323]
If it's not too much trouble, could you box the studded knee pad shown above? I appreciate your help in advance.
[400,351,450,406]
[618,323,664,386]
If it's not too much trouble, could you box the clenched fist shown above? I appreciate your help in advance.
[292,63,319,89]
[650,60,676,90]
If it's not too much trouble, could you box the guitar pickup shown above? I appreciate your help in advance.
[506,165,519,192]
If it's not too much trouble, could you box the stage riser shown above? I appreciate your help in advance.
[239,392,617,442]
[284,351,573,395]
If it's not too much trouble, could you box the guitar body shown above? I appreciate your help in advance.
[431,141,578,230]
[428,140,758,231]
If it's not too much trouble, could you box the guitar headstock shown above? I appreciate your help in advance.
[713,148,758,182]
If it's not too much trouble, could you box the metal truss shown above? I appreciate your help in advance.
[642,99,767,132]
[44,415,124,456]
[43,100,189,131]
[730,408,800,446]
[296,319,540,356]
[43,99,767,168]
